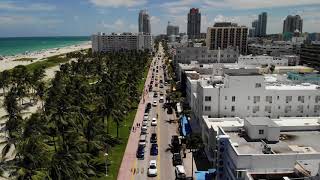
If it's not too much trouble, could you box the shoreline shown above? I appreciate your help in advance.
[0,41,91,72]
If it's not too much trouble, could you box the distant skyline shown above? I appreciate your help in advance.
[0,0,320,37]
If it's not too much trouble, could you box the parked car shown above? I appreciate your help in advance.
[160,84,164,88]
[153,101,157,107]
[147,160,158,177]
[167,107,173,114]
[150,143,158,156]
[159,96,164,103]
[141,125,147,134]
[151,118,157,126]
[136,145,145,160]
[175,165,186,179]
[150,133,157,143]
[146,103,151,109]
[153,92,158,98]
[172,153,182,166]
[139,134,147,147]
[144,114,149,120]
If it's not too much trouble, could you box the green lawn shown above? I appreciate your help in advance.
[96,59,151,180]
[25,55,70,72]
[13,58,36,62]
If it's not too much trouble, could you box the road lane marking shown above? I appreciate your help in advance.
[130,158,137,180]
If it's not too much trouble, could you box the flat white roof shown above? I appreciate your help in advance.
[266,84,319,90]
[203,116,244,131]
[273,117,320,127]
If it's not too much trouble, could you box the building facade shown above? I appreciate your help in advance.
[251,12,267,37]
[206,22,248,55]
[238,55,289,66]
[174,46,239,64]
[138,10,151,34]
[167,22,179,36]
[191,71,320,124]
[187,8,201,39]
[91,32,152,53]
[283,15,303,34]
[300,43,320,71]
[248,43,296,56]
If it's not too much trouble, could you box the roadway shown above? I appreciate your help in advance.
[132,43,179,180]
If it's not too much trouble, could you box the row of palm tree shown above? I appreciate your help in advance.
[0,49,151,179]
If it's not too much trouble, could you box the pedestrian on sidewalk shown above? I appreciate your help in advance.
[132,127,135,132]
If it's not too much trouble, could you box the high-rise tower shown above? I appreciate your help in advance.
[187,8,201,39]
[138,10,151,34]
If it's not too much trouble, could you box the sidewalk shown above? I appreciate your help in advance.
[117,60,153,180]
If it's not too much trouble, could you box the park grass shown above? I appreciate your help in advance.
[25,55,70,72]
[97,59,151,180]
[13,58,36,62]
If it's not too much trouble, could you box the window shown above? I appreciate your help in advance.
[253,96,260,103]
[231,106,235,112]
[315,96,320,103]
[266,96,272,103]
[314,105,320,113]
[297,105,304,113]
[225,96,227,100]
[253,106,259,113]
[232,96,235,102]
[277,96,280,100]
[205,96,211,101]
[255,83,262,88]
[285,106,292,113]
[259,129,264,135]
[286,96,292,103]
[265,106,271,113]
[247,106,250,110]
[204,106,211,111]
[248,96,250,100]
[298,96,305,103]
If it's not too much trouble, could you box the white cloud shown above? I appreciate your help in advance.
[0,1,56,11]
[89,0,147,8]
[203,0,320,9]
[0,15,62,25]
[100,19,138,33]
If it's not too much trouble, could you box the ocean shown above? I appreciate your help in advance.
[0,36,90,56]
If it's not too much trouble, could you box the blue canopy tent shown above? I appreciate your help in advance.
[180,115,192,137]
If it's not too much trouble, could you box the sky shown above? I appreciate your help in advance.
[0,0,320,37]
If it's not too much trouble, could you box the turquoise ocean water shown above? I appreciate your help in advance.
[0,36,90,56]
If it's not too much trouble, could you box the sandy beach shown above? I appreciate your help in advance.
[0,41,91,72]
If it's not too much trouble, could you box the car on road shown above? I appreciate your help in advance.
[160,84,164,88]
[147,160,158,177]
[150,133,157,143]
[175,165,186,179]
[153,92,158,98]
[153,101,157,107]
[146,103,151,110]
[159,96,164,103]
[160,92,164,96]
[167,107,173,114]
[141,125,147,134]
[150,143,158,156]
[139,134,147,147]
[144,113,149,120]
[172,153,182,166]
[151,118,157,126]
[136,145,145,160]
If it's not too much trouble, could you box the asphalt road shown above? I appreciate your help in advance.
[133,44,179,180]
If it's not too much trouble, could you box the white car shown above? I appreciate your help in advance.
[142,120,148,126]
[159,96,164,103]
[147,160,157,177]
[175,165,186,179]
[152,100,157,107]
[151,118,157,126]
[143,114,149,121]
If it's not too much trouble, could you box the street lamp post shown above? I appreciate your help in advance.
[104,153,108,176]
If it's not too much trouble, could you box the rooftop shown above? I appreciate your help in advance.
[226,72,262,76]
[245,117,279,127]
[228,131,320,155]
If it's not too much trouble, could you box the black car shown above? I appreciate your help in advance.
[136,145,145,159]
[147,103,151,109]
[167,107,173,114]
[150,133,157,143]
[172,153,182,166]
[153,92,158,98]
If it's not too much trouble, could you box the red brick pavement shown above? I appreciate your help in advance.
[117,62,153,180]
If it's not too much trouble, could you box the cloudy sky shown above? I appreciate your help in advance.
[0,0,320,37]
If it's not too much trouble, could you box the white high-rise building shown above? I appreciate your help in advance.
[91,32,152,53]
